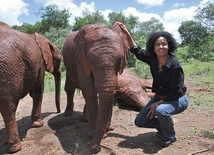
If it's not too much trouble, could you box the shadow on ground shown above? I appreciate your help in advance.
[47,110,163,155]
[0,112,52,154]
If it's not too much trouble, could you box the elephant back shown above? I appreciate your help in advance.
[0,21,12,28]
[0,25,42,99]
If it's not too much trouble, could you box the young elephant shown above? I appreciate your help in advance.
[62,22,130,153]
[0,22,61,153]
[116,69,153,110]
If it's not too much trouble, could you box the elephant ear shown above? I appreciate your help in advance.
[34,32,61,73]
[73,28,91,77]
[111,22,130,75]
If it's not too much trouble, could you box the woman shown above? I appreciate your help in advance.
[118,22,189,147]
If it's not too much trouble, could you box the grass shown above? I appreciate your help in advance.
[44,71,66,93]
[189,128,214,139]
[182,60,214,107]
[200,130,214,139]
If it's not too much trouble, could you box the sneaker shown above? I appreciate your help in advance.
[160,137,176,147]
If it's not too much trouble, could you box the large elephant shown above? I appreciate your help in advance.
[62,22,130,153]
[0,22,61,153]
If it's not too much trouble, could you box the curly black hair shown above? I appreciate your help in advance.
[146,31,177,56]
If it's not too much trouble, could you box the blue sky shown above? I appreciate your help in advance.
[0,0,209,41]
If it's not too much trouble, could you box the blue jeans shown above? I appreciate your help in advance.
[134,95,189,140]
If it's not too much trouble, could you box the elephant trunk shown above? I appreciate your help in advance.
[91,76,116,153]
[54,72,61,113]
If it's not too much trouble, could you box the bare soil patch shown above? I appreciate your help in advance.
[0,85,214,155]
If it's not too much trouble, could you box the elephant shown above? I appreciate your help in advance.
[82,69,153,136]
[116,69,153,110]
[0,22,61,153]
[62,22,130,153]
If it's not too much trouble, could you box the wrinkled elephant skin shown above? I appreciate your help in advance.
[62,22,130,153]
[116,69,153,110]
[0,22,61,153]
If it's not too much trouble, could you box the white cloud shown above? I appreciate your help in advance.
[163,7,197,41]
[0,0,199,42]
[199,0,213,6]
[123,7,162,22]
[34,0,96,25]
[100,9,113,22]
[135,0,164,7]
[0,0,28,26]
[172,3,185,8]
[121,6,197,42]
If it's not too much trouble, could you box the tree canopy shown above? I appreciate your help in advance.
[12,2,214,66]
[177,1,214,61]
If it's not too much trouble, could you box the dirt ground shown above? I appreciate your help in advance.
[0,85,214,155]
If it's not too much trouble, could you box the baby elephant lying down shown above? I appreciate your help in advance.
[115,69,154,110]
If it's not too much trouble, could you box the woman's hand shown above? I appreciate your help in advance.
[147,103,158,119]
[117,22,130,35]
[147,100,163,119]
[117,22,136,47]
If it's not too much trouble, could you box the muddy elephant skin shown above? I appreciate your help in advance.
[0,22,61,153]
[116,69,152,110]
[62,22,130,153]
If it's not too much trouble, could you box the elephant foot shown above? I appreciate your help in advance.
[7,142,22,153]
[88,131,93,140]
[101,124,115,139]
[90,144,101,154]
[32,119,44,127]
[102,133,108,139]
[82,114,88,122]
[64,110,73,116]
[107,124,115,131]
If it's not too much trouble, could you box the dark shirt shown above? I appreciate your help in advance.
[130,46,185,101]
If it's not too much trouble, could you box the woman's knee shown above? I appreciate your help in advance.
[134,115,146,127]
[156,105,170,118]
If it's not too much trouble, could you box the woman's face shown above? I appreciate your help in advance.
[154,37,169,57]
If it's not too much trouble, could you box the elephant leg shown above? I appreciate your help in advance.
[0,103,22,153]
[30,86,44,127]
[78,73,98,139]
[82,100,114,133]
[81,89,98,139]
[64,74,75,116]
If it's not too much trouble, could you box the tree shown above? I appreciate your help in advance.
[178,20,213,61]
[37,4,71,34]
[84,10,107,24]
[45,26,72,72]
[12,21,45,34]
[72,9,107,31]
[178,20,208,46]
[12,23,35,34]
[108,12,126,25]
[45,26,71,50]
[135,17,164,48]
[195,1,214,32]
[72,17,87,31]
[108,12,138,32]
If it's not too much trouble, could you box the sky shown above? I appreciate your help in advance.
[0,0,210,41]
